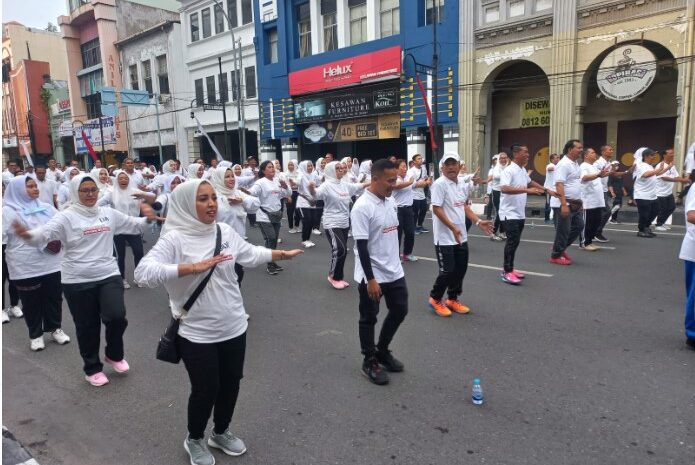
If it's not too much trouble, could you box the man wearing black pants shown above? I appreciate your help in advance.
[550,140,585,265]
[655,148,690,231]
[499,144,546,284]
[351,160,407,385]
[580,147,610,251]
[408,154,431,234]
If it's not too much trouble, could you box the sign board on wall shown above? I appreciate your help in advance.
[597,45,657,101]
[520,97,550,128]
[74,116,116,153]
[288,46,402,95]
[302,114,401,144]
[294,81,400,123]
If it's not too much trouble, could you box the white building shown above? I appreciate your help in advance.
[178,0,260,164]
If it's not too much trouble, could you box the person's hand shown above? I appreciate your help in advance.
[477,220,493,235]
[132,192,149,199]
[547,189,558,198]
[12,221,31,239]
[228,197,243,205]
[309,182,316,189]
[279,180,288,189]
[452,227,463,244]
[140,203,156,221]
[367,278,382,302]
[560,204,570,218]
[282,249,303,259]
[285,196,293,204]
[528,187,545,195]
[192,254,231,274]
[472,176,482,185]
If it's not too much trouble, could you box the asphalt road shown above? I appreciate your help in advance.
[3,216,694,465]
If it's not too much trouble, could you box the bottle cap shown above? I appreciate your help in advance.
[473,378,480,384]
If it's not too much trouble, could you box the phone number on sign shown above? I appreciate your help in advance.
[521,116,550,128]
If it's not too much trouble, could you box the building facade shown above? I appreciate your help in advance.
[42,79,75,164]
[459,0,695,181]
[253,0,459,166]
[178,0,260,164]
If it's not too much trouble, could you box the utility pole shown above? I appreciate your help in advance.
[218,56,229,160]
[432,0,440,177]
[154,94,164,167]
[237,39,246,163]
[98,116,106,165]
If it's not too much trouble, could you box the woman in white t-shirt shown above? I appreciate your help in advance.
[57,167,80,210]
[633,148,671,237]
[134,179,302,464]
[296,160,319,248]
[489,152,509,240]
[3,176,70,351]
[285,159,301,233]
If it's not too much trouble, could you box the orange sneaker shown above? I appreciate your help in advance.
[445,299,470,314]
[428,297,452,317]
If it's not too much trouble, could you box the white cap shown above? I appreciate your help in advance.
[439,152,460,169]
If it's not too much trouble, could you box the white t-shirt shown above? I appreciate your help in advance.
[679,186,695,262]
[27,207,148,283]
[486,168,494,194]
[126,170,145,188]
[580,162,605,209]
[499,162,531,220]
[248,177,291,222]
[316,181,363,229]
[407,166,427,200]
[392,174,415,207]
[543,163,556,190]
[633,162,658,201]
[296,173,317,209]
[593,157,610,192]
[2,208,63,280]
[135,223,272,343]
[36,178,58,206]
[2,170,15,187]
[46,168,63,183]
[554,156,582,201]
[656,166,679,198]
[350,190,404,284]
[490,164,506,191]
[216,190,260,237]
[430,176,469,246]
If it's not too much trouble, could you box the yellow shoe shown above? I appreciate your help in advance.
[429,297,452,317]
[445,299,470,314]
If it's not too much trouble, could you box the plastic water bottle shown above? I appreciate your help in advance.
[471,378,484,405]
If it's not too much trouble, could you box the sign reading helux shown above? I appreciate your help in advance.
[288,46,402,95]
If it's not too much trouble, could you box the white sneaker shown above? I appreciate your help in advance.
[348,231,352,237]
[303,240,316,248]
[136,281,146,288]
[9,306,23,318]
[2,310,10,324]
[122,279,131,289]
[30,336,45,351]
[312,228,322,236]
[288,228,299,234]
[278,237,282,244]
[654,225,668,232]
[51,329,71,345]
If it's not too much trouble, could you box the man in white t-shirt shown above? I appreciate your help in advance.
[350,159,408,386]
[543,153,560,223]
[46,158,63,183]
[34,165,58,207]
[678,176,695,350]
[550,140,585,265]
[408,154,432,234]
[634,149,671,237]
[580,148,609,251]
[2,159,19,187]
[499,144,546,284]
[655,148,691,231]
[593,145,629,243]
[427,153,492,316]
[122,157,145,188]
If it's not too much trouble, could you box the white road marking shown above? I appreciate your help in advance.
[467,234,617,250]
[414,256,554,277]
[522,222,684,236]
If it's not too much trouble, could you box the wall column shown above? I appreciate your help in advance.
[458,0,477,170]
[675,0,695,168]
[443,125,459,156]
[281,139,299,169]
[406,129,426,161]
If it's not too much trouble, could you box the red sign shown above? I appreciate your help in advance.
[288,46,402,96]
[58,99,71,111]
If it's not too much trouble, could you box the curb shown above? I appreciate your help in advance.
[2,427,40,465]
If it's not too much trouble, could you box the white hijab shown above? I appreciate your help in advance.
[209,166,237,197]
[163,174,184,194]
[188,163,203,180]
[323,161,341,184]
[91,168,111,194]
[162,160,176,175]
[3,175,56,229]
[112,170,140,216]
[68,173,100,217]
[315,157,325,175]
[160,179,216,237]
[298,160,315,181]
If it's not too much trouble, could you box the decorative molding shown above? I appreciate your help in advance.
[577,0,686,29]
[475,17,553,49]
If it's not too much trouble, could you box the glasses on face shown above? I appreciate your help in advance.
[78,188,99,195]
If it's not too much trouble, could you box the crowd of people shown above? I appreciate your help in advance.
[2,141,694,465]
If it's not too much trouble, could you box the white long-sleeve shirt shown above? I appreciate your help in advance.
[134,223,272,343]
[248,177,291,222]
[216,190,260,236]
[2,208,63,280]
[27,207,148,283]
[316,181,363,229]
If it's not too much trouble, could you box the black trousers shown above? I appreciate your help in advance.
[247,213,257,226]
[326,227,349,281]
[2,245,20,308]
[315,200,324,229]
[300,208,318,241]
[491,190,505,235]
[430,243,469,301]
[114,234,144,279]
[358,277,408,358]
[582,208,603,246]
[551,207,584,258]
[636,199,659,231]
[178,332,246,440]
[484,196,493,220]
[596,192,612,235]
[656,195,676,226]
[62,275,127,375]
[287,191,300,228]
[14,272,62,339]
[397,205,416,256]
[258,221,280,250]
[234,263,244,286]
[544,194,552,221]
[501,219,524,273]
[412,199,428,227]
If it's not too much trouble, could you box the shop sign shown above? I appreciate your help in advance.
[3,136,18,148]
[289,46,402,95]
[520,97,550,128]
[74,116,116,153]
[294,81,400,123]
[302,114,401,144]
[597,45,657,101]
[58,120,74,137]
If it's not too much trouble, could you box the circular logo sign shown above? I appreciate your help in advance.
[304,124,327,143]
[597,45,657,101]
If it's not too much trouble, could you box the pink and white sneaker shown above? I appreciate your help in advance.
[105,357,130,373]
[512,270,525,279]
[501,272,522,285]
[339,280,350,288]
[327,276,346,290]
[85,372,109,387]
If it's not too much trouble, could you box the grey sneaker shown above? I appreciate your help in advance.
[208,429,247,457]
[183,436,215,465]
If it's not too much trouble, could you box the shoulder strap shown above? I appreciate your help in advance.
[182,224,222,312]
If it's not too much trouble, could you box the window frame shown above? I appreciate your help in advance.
[190,12,200,42]
[425,0,445,25]
[267,28,279,64]
[157,55,169,95]
[508,0,526,17]
[241,0,253,25]
[80,38,101,68]
[349,1,367,46]
[143,60,153,95]
[219,72,229,103]
[201,7,212,39]
[206,75,217,104]
[297,3,312,58]
[244,66,256,99]
[380,0,400,38]
[129,64,139,91]
[195,78,204,106]
[214,3,225,34]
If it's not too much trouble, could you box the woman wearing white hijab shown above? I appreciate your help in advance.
[57,167,80,210]
[91,168,112,198]
[13,173,156,386]
[358,159,372,183]
[285,159,301,234]
[315,161,368,289]
[188,163,206,180]
[99,170,155,289]
[3,176,70,351]
[210,166,260,283]
[153,174,184,215]
[351,157,360,178]
[313,157,327,234]
[296,160,319,248]
[134,179,301,464]
[342,157,358,183]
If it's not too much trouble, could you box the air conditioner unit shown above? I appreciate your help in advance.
[158,93,171,104]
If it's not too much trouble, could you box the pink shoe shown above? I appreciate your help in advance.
[339,280,350,288]
[105,357,130,373]
[512,270,525,279]
[501,272,522,285]
[85,372,109,387]
[327,276,346,290]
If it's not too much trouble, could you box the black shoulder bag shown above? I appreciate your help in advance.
[156,225,222,364]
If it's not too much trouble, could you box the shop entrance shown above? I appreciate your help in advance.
[299,133,406,162]
[498,126,550,184]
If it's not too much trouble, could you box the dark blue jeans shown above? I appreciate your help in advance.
[685,260,695,341]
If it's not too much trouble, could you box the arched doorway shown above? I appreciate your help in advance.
[487,60,551,183]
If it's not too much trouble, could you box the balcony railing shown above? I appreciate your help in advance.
[69,0,91,14]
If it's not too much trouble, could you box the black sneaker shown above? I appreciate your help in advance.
[272,262,284,272]
[376,350,404,372]
[266,265,278,275]
[637,231,651,238]
[686,338,695,350]
[594,234,609,243]
[361,357,389,385]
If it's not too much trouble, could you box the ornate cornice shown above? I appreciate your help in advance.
[475,16,553,49]
[577,0,686,29]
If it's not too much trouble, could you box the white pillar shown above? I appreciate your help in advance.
[407,130,426,160]
[281,139,299,170]
[442,125,459,156]
[259,144,276,162]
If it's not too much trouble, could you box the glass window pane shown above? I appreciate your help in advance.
[129,65,139,90]
[485,5,500,22]
[191,12,199,42]
[535,0,552,11]
[202,8,211,38]
[241,0,252,24]
[509,0,525,17]
[195,78,204,106]
[215,4,225,34]
[227,0,238,28]
[323,13,337,51]
[206,75,216,103]
[245,66,256,99]
[219,72,228,103]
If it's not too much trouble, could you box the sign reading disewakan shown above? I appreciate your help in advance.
[302,114,401,144]
[597,45,657,101]
[520,97,550,128]
[288,46,402,95]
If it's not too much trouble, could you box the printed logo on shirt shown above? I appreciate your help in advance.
[382,225,398,234]
[83,226,111,236]
[453,200,467,208]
